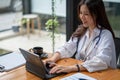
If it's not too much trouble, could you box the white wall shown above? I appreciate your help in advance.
[31,0,66,17]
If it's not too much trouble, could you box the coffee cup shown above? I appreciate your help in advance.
[33,47,43,56]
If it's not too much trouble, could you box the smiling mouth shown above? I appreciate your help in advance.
[83,21,87,24]
[81,20,87,24]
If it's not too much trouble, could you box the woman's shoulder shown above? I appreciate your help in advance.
[101,29,113,40]
[102,29,112,36]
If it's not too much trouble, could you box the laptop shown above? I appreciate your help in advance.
[19,48,66,79]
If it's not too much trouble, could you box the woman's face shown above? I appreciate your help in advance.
[79,5,96,28]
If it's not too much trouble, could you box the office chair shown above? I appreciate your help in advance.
[114,37,120,69]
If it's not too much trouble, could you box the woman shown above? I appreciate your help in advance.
[44,0,116,73]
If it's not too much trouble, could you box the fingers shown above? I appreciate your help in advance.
[43,59,50,65]
[43,59,56,67]
[49,66,65,74]
[29,48,34,53]
[49,66,60,74]
[56,68,65,73]
[48,62,56,67]
[42,59,47,65]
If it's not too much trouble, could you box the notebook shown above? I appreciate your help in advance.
[19,48,66,79]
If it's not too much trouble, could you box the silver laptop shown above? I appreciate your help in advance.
[19,48,66,79]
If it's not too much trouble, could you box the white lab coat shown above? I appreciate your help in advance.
[55,27,116,72]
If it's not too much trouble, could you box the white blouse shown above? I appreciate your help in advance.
[55,27,116,72]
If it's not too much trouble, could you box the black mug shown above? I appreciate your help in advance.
[33,47,43,56]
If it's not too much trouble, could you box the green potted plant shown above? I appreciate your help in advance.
[45,0,60,53]
[45,17,59,32]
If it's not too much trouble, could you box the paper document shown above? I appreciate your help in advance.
[0,51,26,72]
[61,73,96,80]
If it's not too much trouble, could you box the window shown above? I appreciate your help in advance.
[104,0,120,37]
[31,0,66,34]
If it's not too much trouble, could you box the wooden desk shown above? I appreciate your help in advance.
[0,58,120,80]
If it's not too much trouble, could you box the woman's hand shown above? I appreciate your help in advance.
[43,52,61,65]
[43,58,55,65]
[49,65,75,74]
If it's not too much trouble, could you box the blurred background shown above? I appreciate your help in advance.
[0,0,120,53]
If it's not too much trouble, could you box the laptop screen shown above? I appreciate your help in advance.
[19,48,46,77]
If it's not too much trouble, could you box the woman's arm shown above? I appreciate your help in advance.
[43,52,61,64]
[55,37,77,58]
[49,52,61,62]
[68,64,87,72]
[43,37,77,66]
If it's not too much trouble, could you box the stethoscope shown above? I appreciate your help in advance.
[81,27,102,50]
[72,28,102,58]
[78,28,102,60]
[93,27,102,47]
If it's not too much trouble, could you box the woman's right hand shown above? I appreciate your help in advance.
[43,58,56,67]
[43,52,61,67]
[43,58,54,64]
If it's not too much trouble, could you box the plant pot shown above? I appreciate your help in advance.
[12,26,20,32]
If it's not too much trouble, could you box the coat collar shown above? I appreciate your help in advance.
[85,25,101,39]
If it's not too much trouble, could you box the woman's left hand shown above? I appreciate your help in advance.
[49,65,74,74]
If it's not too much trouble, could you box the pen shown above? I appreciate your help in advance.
[79,78,87,80]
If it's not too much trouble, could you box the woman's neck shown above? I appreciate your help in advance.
[88,25,96,38]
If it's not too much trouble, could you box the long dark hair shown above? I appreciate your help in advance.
[72,0,115,38]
